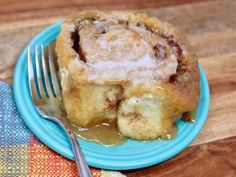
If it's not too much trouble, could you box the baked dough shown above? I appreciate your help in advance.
[56,11,200,140]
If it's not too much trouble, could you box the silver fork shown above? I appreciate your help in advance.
[28,44,93,177]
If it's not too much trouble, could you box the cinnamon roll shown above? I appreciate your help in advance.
[56,11,200,140]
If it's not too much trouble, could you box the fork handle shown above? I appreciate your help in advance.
[68,132,93,177]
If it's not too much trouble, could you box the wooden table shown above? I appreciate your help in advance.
[0,0,235,176]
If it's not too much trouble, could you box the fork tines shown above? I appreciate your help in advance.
[28,44,60,100]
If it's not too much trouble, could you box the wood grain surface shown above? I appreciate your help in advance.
[124,136,236,177]
[0,0,235,176]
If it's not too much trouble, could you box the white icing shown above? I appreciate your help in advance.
[73,20,179,84]
[88,54,157,71]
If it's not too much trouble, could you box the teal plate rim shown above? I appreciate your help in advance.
[13,21,210,170]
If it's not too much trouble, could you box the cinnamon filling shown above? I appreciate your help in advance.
[144,24,188,81]
[160,34,188,82]
[153,44,168,60]
[71,28,87,63]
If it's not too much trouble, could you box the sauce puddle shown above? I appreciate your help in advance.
[71,110,196,145]
[160,123,178,140]
[182,110,197,123]
[71,123,127,146]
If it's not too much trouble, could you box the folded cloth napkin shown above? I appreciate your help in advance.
[0,81,125,177]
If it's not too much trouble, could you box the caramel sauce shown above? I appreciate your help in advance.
[160,123,178,140]
[159,115,179,141]
[70,110,196,145]
[71,123,127,146]
[71,121,178,145]
[182,110,197,123]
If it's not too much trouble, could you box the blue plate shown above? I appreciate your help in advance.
[13,21,210,170]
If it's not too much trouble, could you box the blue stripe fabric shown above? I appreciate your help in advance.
[0,81,30,146]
